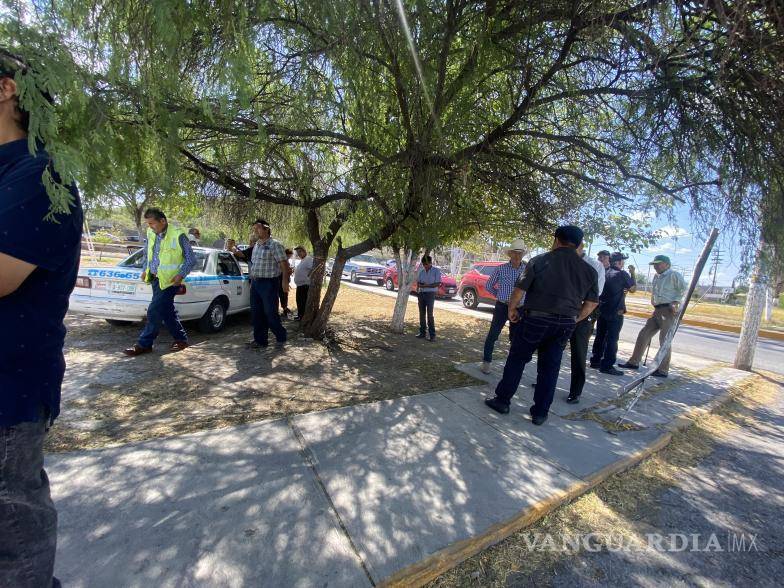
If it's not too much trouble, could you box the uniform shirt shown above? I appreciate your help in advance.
[417,265,442,293]
[486,262,526,306]
[250,237,287,278]
[516,247,599,317]
[293,255,314,286]
[651,268,686,306]
[140,231,197,278]
[0,138,83,426]
[599,267,636,318]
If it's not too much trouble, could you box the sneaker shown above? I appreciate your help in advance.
[484,397,510,414]
[566,395,580,404]
[416,333,426,339]
[618,362,639,370]
[274,341,286,350]
[480,361,491,374]
[651,370,668,378]
[169,340,189,352]
[600,367,625,376]
[589,362,600,369]
[123,344,152,357]
[246,340,267,349]
[428,335,436,342]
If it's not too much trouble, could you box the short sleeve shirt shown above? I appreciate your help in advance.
[293,256,314,286]
[417,266,442,293]
[0,139,83,426]
[516,247,599,317]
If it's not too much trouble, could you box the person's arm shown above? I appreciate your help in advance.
[431,268,442,288]
[486,268,500,294]
[507,287,526,322]
[0,252,36,297]
[626,269,637,294]
[174,234,197,284]
[139,240,148,281]
[577,300,599,322]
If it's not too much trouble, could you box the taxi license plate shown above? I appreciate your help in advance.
[110,282,136,295]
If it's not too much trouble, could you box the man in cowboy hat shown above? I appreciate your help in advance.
[619,255,685,377]
[480,238,528,374]
[485,226,599,425]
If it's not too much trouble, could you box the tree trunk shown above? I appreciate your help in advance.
[300,240,329,329]
[304,256,347,338]
[734,241,767,371]
[764,287,773,322]
[390,249,417,333]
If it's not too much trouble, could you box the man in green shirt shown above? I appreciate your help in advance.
[619,255,686,377]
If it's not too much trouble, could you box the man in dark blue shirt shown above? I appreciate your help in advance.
[591,252,636,374]
[0,52,82,587]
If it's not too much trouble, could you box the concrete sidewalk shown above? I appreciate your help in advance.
[49,355,752,587]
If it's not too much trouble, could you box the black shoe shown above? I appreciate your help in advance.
[416,333,426,339]
[531,414,548,426]
[600,367,625,376]
[529,405,535,416]
[566,395,580,404]
[428,335,436,342]
[651,370,668,378]
[274,341,286,351]
[485,397,510,414]
[589,362,600,369]
[618,362,639,370]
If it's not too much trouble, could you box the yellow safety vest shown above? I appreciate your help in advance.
[145,226,186,287]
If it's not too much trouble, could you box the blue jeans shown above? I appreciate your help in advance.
[418,291,436,337]
[591,314,624,370]
[0,414,58,588]
[138,278,187,348]
[494,314,576,417]
[482,301,520,362]
[251,278,287,346]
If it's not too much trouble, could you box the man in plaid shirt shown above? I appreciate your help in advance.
[248,219,288,350]
[481,239,527,373]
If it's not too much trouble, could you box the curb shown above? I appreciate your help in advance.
[378,374,752,588]
[624,309,784,341]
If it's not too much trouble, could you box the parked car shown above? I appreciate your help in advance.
[69,247,251,333]
[341,254,387,284]
[457,261,510,309]
[383,264,458,299]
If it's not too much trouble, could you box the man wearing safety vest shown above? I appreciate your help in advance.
[124,207,197,356]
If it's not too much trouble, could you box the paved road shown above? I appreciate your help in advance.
[343,282,784,375]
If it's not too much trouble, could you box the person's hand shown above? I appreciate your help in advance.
[172,274,184,286]
[508,307,520,323]
[141,271,146,282]
[628,265,635,274]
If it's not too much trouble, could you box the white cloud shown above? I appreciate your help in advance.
[658,225,689,238]
[630,211,653,223]
[644,243,692,255]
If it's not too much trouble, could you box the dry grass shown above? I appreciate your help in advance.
[48,286,495,452]
[428,371,783,587]
[626,291,784,331]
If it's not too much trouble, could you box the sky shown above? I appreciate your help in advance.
[587,204,747,288]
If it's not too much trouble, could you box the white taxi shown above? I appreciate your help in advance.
[69,247,251,332]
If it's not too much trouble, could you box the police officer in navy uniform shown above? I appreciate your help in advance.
[485,226,599,425]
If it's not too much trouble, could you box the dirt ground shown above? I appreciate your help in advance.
[49,286,496,452]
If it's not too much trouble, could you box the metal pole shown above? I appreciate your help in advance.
[614,227,720,427]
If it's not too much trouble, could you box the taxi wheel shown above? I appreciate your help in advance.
[198,299,228,333]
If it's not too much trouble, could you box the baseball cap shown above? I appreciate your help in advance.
[554,225,584,247]
[597,250,611,257]
[649,255,671,265]
[610,252,628,263]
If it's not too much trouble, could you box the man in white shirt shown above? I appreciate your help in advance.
[565,243,606,403]
[293,246,314,320]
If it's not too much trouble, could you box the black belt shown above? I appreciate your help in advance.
[524,309,577,320]
[654,303,675,308]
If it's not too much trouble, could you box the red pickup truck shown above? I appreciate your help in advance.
[383,264,458,299]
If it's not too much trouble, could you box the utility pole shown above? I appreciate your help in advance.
[710,247,723,293]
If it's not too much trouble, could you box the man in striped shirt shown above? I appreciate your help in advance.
[481,239,527,373]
